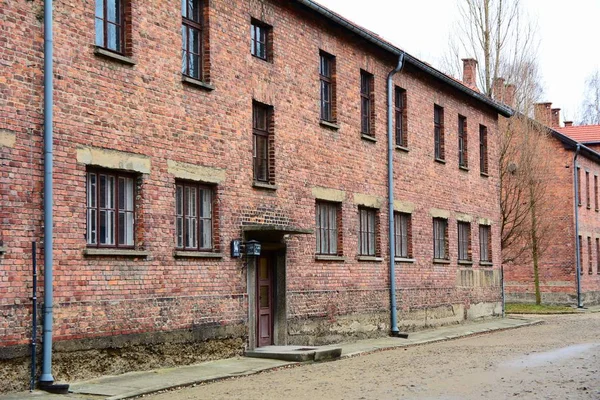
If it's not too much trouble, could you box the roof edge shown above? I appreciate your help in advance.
[295,0,514,118]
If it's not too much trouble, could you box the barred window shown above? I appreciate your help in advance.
[433,218,448,259]
[394,212,411,258]
[458,221,471,261]
[175,181,213,251]
[479,225,492,263]
[359,207,377,256]
[316,202,340,255]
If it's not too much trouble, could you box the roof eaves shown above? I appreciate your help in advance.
[294,0,514,118]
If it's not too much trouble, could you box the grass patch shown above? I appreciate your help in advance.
[505,303,578,314]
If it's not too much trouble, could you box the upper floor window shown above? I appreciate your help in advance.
[434,105,445,161]
[394,212,412,258]
[95,0,126,53]
[458,115,468,168]
[359,207,378,256]
[316,201,341,255]
[175,181,214,251]
[479,124,489,175]
[577,167,581,206]
[182,0,204,80]
[360,71,374,137]
[320,52,336,123]
[253,101,274,184]
[87,169,135,248]
[586,171,591,208]
[395,87,407,148]
[458,221,471,261]
[251,19,272,61]
[433,217,448,260]
[595,175,598,211]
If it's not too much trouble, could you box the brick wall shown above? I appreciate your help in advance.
[1,0,502,364]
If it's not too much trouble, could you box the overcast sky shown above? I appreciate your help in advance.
[315,0,600,123]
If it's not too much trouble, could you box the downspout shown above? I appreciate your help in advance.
[573,144,583,308]
[40,0,55,386]
[387,52,405,336]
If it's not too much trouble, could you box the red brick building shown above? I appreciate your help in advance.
[0,0,511,389]
[502,102,600,306]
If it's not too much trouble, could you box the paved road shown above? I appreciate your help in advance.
[147,313,600,400]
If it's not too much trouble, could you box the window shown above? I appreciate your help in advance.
[595,175,598,211]
[434,105,445,160]
[458,115,468,168]
[182,0,204,80]
[95,0,127,54]
[479,225,491,263]
[394,212,411,258]
[579,235,583,275]
[577,167,581,206]
[586,171,591,208]
[359,207,377,256]
[251,19,271,61]
[458,221,471,261]
[87,169,135,248]
[320,52,336,123]
[596,238,599,274]
[588,236,593,274]
[316,202,341,255]
[395,87,407,147]
[252,101,274,183]
[175,182,214,251]
[360,71,374,136]
[480,124,488,175]
[433,218,448,260]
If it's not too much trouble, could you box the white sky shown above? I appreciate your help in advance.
[315,0,600,123]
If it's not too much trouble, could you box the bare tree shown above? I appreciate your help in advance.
[578,70,600,125]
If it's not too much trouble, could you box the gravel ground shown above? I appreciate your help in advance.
[146,314,600,400]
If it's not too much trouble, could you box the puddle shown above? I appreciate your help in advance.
[503,343,599,369]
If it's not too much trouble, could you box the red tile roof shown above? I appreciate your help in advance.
[557,125,600,143]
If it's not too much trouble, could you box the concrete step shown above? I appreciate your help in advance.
[245,345,342,362]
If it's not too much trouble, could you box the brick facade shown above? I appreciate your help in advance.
[1,0,505,389]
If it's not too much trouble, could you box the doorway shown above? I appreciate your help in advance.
[256,253,274,347]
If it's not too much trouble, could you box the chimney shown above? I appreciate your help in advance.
[534,102,553,126]
[493,77,506,103]
[462,58,478,90]
[551,108,561,127]
[564,121,574,127]
[505,84,516,108]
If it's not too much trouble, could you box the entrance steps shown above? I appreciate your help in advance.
[245,345,342,362]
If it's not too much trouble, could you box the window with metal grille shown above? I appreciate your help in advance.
[359,207,377,256]
[479,124,488,175]
[175,182,213,251]
[458,115,468,168]
[316,202,340,255]
[252,102,273,183]
[433,218,448,259]
[251,19,271,61]
[87,169,135,248]
[182,0,204,80]
[434,105,444,160]
[394,212,411,258]
[458,221,471,261]
[320,52,336,122]
[479,225,491,263]
[95,0,125,53]
[395,87,407,147]
[360,71,374,136]
[588,236,593,274]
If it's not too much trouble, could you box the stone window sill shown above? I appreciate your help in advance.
[433,258,451,264]
[94,47,136,66]
[182,75,215,91]
[434,158,446,164]
[395,257,415,263]
[320,120,340,130]
[174,251,224,259]
[84,248,149,257]
[395,145,409,152]
[361,134,377,143]
[587,206,592,210]
[253,181,278,191]
[480,172,489,178]
[479,261,493,267]
[315,254,346,262]
[459,165,469,172]
[458,260,473,265]
[357,255,383,262]
[0,246,6,254]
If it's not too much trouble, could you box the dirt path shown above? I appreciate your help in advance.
[146,314,600,399]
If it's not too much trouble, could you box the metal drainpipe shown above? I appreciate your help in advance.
[573,144,583,308]
[40,0,55,385]
[387,53,405,336]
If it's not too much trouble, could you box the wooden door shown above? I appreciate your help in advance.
[256,254,274,347]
